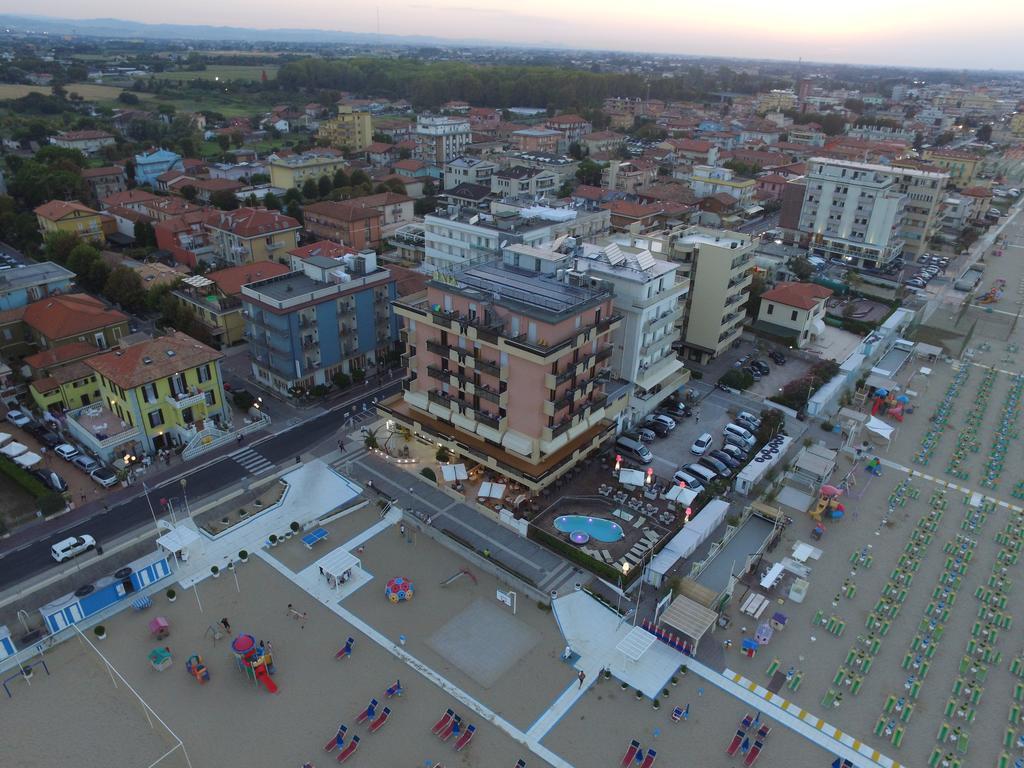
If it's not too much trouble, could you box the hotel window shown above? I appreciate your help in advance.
[205,391,216,407]
[148,410,165,428]
[197,364,212,383]
[141,382,158,403]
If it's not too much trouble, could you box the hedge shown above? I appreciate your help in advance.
[0,457,49,497]
[528,525,636,584]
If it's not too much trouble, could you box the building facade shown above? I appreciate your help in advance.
[303,200,383,251]
[242,252,398,395]
[414,116,471,168]
[205,208,302,267]
[34,200,107,243]
[382,262,626,490]
[318,106,374,152]
[754,281,832,348]
[267,150,347,191]
[443,157,499,190]
[52,130,115,155]
[134,149,184,187]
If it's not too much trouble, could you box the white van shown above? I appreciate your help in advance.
[672,469,706,494]
[724,422,756,448]
[684,463,718,485]
[51,534,96,563]
[616,436,653,464]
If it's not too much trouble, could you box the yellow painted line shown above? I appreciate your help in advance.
[747,681,758,692]
[816,718,825,728]
[798,708,806,718]
[835,729,843,740]
[781,700,791,711]
[853,739,861,750]
[765,692,775,702]
[732,672,743,683]
[871,751,880,760]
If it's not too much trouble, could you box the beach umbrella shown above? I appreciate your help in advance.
[875,388,889,397]
[896,394,910,403]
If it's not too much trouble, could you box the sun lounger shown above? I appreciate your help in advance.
[432,709,454,735]
[302,527,329,549]
[131,595,152,611]
[727,730,745,756]
[744,739,765,766]
[514,760,527,768]
[671,706,686,722]
[454,724,476,751]
[640,748,657,767]
[439,715,461,741]
[369,706,392,733]
[336,735,359,763]
[323,725,347,752]
[355,698,378,725]
[621,739,641,767]
[385,680,403,698]
[740,713,754,730]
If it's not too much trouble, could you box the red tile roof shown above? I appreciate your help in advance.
[304,200,381,222]
[23,341,100,372]
[23,294,127,341]
[80,166,125,180]
[960,186,992,198]
[101,189,160,208]
[287,240,357,262]
[207,261,291,296]
[393,159,427,173]
[761,281,833,310]
[365,142,396,154]
[86,331,222,390]
[57,130,114,141]
[204,208,301,238]
[33,200,97,221]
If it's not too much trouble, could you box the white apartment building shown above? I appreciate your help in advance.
[636,226,754,364]
[798,159,908,269]
[890,164,950,259]
[415,116,471,167]
[688,165,756,207]
[443,157,499,190]
[572,241,690,424]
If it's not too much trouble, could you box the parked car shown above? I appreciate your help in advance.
[720,443,748,461]
[732,353,752,369]
[768,350,786,365]
[625,428,656,443]
[50,534,96,563]
[698,455,732,478]
[71,454,100,473]
[90,466,118,488]
[708,449,740,469]
[26,424,62,448]
[736,416,760,434]
[750,360,770,376]
[691,432,713,455]
[5,409,32,428]
[32,468,68,493]
[672,469,705,494]
[664,401,692,418]
[647,420,670,438]
[646,414,676,431]
[54,443,80,461]
[737,411,762,429]
[743,366,762,381]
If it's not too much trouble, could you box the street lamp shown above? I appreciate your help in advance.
[180,478,190,518]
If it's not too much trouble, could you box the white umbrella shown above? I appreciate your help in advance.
[0,432,11,447]
[14,451,41,469]
[0,441,27,458]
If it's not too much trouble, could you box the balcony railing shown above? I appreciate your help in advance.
[474,356,500,377]
[166,391,206,410]
[476,387,500,405]
[474,410,500,429]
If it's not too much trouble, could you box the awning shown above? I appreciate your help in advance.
[501,430,533,457]
[865,373,898,391]
[14,451,41,468]
[316,547,360,584]
[664,484,698,505]
[0,441,27,458]
[156,526,201,555]
[866,416,894,443]
[441,463,469,482]
[810,318,826,336]
[0,432,11,447]
[619,468,646,487]
[660,594,718,648]
[616,625,657,662]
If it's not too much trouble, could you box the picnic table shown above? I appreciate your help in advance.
[302,527,329,550]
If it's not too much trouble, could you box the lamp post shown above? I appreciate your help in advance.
[180,478,190,518]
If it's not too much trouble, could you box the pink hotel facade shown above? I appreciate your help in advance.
[381,263,629,490]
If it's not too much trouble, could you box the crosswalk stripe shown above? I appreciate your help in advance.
[229,447,274,474]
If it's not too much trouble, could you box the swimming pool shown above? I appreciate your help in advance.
[554,515,625,543]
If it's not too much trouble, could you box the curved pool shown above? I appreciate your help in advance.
[554,515,625,543]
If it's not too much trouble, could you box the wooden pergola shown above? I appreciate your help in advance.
[660,594,718,654]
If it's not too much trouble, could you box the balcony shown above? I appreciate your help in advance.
[425,339,449,357]
[298,316,317,329]
[476,386,501,405]
[166,390,207,410]
[473,356,501,377]
[474,410,501,429]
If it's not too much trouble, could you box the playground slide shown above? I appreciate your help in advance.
[253,663,278,694]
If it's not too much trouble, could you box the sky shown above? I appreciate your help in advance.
[9,0,1024,70]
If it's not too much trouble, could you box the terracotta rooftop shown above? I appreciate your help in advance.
[23,341,100,372]
[304,200,381,222]
[33,200,97,221]
[80,166,125,179]
[101,189,161,208]
[86,331,222,390]
[204,207,301,238]
[761,281,833,310]
[23,294,127,341]
[287,241,357,262]
[57,130,114,141]
[207,261,291,297]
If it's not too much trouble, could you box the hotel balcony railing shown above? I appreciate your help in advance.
[474,410,500,429]
[166,391,207,410]
[550,419,572,438]
[425,339,448,357]
[474,356,501,377]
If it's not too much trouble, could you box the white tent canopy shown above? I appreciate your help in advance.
[441,463,469,482]
[616,625,657,662]
[478,481,506,499]
[0,441,27,458]
[0,432,12,447]
[317,547,360,589]
[156,526,202,562]
[619,468,646,487]
[14,451,41,469]
[664,484,698,506]
[866,416,895,443]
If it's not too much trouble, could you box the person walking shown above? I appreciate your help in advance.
[220,617,232,634]
[577,669,586,689]
[399,522,406,539]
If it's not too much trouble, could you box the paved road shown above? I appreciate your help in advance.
[0,380,401,590]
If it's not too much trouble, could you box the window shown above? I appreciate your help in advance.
[197,364,212,383]
[791,310,798,321]
[148,410,165,428]
[141,382,158,403]
[204,391,216,407]
[767,304,774,315]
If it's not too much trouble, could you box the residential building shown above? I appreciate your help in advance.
[381,261,626,490]
[511,128,562,154]
[242,251,398,395]
[582,131,626,155]
[754,281,832,348]
[67,332,228,462]
[921,148,982,188]
[318,106,374,152]
[939,194,972,235]
[798,158,908,269]
[414,116,471,167]
[267,150,347,192]
[204,208,301,267]
[423,207,609,272]
[506,152,579,183]
[0,261,74,311]
[80,166,127,206]
[441,182,492,212]
[688,165,756,207]
[572,240,690,422]
[960,186,994,223]
[545,114,593,147]
[52,130,115,155]
[174,262,290,347]
[303,200,383,251]
[154,210,215,268]
[20,292,128,357]
[29,350,103,414]
[654,226,755,364]
[34,200,107,243]
[889,164,949,258]
[99,189,161,212]
[134,148,184,186]
[365,142,398,168]
[490,167,559,198]
[443,157,499,190]
[603,159,659,195]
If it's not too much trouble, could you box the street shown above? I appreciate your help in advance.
[0,379,401,591]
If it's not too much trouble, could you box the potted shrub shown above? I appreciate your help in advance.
[679,664,688,676]
[210,565,220,578]
[652,699,660,709]
[620,682,629,690]
[238,507,248,518]
[166,589,176,603]
[662,688,670,698]
[94,625,106,641]
[289,521,300,537]
[238,549,249,563]
[603,669,612,680]
[22,666,33,679]
[635,689,644,700]
[269,534,278,547]
[671,676,679,687]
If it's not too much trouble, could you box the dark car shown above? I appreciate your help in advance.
[709,449,740,469]
[699,455,732,478]
[743,366,762,381]
[724,433,752,454]
[664,402,692,418]
[646,420,671,438]
[769,350,786,365]
[751,360,770,376]
[720,443,748,461]
[32,468,68,493]
[27,424,62,448]
[735,417,760,434]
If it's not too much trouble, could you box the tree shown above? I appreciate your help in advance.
[746,273,767,318]
[318,175,332,198]
[413,197,436,216]
[216,134,231,152]
[104,266,146,312]
[789,257,814,281]
[976,124,993,143]
[118,91,140,105]
[44,231,79,264]
[333,168,349,188]
[398,147,412,160]
[230,131,244,148]
[568,141,584,160]
[755,409,784,445]
[575,158,604,186]
[422,180,437,197]
[263,192,282,210]
[67,243,102,277]
[209,189,239,211]
[84,259,111,294]
[557,180,576,198]
[349,169,370,187]
[286,200,304,224]
[301,178,319,200]
[180,185,198,203]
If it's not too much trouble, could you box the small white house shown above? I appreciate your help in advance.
[755,281,833,348]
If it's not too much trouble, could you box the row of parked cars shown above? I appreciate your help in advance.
[731,352,785,383]
[676,412,763,493]
[5,408,118,490]
[905,254,950,289]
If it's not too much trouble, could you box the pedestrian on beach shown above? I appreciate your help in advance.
[237,433,243,445]
[399,522,406,538]
[220,617,232,634]
[578,669,586,689]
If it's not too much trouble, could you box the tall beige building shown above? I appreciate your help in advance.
[640,226,754,364]
[318,106,374,152]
